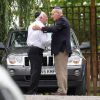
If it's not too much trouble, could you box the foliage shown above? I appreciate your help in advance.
[0,0,7,42]
[0,0,98,42]
[96,0,100,3]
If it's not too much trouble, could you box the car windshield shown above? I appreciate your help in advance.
[10,30,77,49]
[10,31,27,47]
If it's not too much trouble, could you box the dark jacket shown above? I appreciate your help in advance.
[42,16,72,56]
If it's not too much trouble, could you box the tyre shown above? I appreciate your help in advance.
[75,64,86,95]
[75,75,86,95]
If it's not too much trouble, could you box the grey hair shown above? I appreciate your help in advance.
[53,8,63,16]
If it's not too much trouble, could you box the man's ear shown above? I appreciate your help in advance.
[40,16,43,20]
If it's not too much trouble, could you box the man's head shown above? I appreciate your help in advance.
[51,7,63,21]
[36,11,48,24]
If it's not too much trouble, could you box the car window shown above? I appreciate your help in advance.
[10,31,27,47]
[70,40,75,48]
[70,29,79,47]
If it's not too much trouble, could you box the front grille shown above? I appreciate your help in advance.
[25,57,29,66]
[43,56,54,66]
[25,56,54,66]
[40,75,56,80]
[43,57,47,66]
[48,56,53,66]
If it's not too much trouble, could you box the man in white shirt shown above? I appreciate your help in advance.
[27,11,51,94]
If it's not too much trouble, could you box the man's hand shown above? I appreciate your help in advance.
[32,25,41,30]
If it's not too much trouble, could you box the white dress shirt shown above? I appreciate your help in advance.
[27,20,51,49]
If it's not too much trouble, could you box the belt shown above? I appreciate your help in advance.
[30,45,44,52]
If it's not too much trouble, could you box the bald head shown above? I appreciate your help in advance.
[38,12,47,18]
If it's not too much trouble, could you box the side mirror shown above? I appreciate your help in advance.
[79,41,90,50]
[0,42,5,50]
[0,42,6,62]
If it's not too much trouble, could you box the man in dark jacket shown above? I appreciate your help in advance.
[33,7,72,95]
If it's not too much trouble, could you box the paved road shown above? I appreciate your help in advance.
[25,95,100,100]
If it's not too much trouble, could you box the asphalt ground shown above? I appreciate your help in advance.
[25,95,100,100]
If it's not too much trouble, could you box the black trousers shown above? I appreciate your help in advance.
[28,46,43,94]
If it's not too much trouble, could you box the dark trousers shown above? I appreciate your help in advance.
[28,46,43,94]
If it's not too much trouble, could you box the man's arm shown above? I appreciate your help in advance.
[32,19,66,33]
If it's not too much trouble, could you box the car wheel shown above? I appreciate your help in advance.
[75,75,86,95]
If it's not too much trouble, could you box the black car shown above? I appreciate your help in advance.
[0,28,86,95]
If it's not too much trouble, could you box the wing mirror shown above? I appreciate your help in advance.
[0,42,5,50]
[79,41,90,50]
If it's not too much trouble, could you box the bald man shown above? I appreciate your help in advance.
[33,7,72,95]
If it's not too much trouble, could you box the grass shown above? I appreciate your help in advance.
[90,87,100,96]
[89,81,100,96]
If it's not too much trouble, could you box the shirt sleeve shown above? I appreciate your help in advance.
[39,32,51,47]
[37,21,51,47]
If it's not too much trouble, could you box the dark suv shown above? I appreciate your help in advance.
[0,28,86,95]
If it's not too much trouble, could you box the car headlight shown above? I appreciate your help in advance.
[68,55,82,65]
[7,54,23,65]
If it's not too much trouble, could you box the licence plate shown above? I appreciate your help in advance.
[41,68,56,75]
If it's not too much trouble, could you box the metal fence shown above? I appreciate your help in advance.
[96,6,100,95]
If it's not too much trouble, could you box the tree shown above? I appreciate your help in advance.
[0,0,97,42]
[0,0,8,42]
